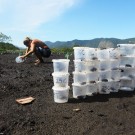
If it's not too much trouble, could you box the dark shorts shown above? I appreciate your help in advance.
[36,47,51,58]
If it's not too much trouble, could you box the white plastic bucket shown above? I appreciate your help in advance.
[52,59,70,73]
[73,47,89,60]
[52,86,70,103]
[120,56,135,68]
[87,83,98,96]
[15,56,24,63]
[86,71,98,82]
[72,83,87,98]
[99,70,111,81]
[120,80,134,91]
[98,81,111,94]
[110,59,120,70]
[97,49,110,60]
[72,72,87,84]
[110,80,120,92]
[109,48,120,59]
[86,60,100,72]
[99,60,111,70]
[85,48,97,60]
[120,67,135,79]
[117,44,135,56]
[52,73,69,87]
[73,60,87,72]
[132,79,135,89]
[111,70,121,81]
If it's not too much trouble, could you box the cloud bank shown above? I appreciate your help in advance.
[0,0,80,31]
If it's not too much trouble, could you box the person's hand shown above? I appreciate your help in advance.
[19,55,25,60]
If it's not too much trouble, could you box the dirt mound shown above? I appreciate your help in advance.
[0,54,135,135]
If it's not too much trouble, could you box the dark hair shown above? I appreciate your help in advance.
[23,37,32,46]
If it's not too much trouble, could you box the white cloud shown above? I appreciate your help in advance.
[0,0,80,31]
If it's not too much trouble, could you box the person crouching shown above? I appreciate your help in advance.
[20,37,51,65]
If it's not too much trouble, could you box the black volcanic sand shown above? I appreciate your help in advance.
[1,53,135,135]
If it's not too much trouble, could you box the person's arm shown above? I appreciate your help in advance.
[25,47,30,54]
[20,43,35,59]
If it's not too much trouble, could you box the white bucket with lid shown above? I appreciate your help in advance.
[72,83,87,99]
[132,79,135,89]
[52,73,69,87]
[120,67,135,79]
[86,60,100,72]
[110,59,120,70]
[110,80,120,92]
[117,44,135,56]
[87,83,98,96]
[111,70,121,81]
[97,49,110,60]
[86,71,98,82]
[52,59,70,73]
[109,48,120,59]
[120,80,134,91]
[72,72,87,85]
[73,60,87,72]
[99,60,111,70]
[52,86,70,103]
[98,81,111,94]
[99,70,111,81]
[73,47,89,60]
[15,56,25,63]
[120,56,135,68]
[85,48,97,60]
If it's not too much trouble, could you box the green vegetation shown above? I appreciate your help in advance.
[51,47,73,59]
[0,32,20,54]
[0,32,12,43]
[0,42,19,51]
[51,47,73,54]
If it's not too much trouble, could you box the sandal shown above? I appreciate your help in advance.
[34,59,40,63]
[34,60,44,65]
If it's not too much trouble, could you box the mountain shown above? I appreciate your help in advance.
[45,38,135,48]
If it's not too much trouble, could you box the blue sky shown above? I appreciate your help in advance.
[0,0,135,48]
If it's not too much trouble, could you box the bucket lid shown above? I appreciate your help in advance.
[52,59,70,62]
[72,71,87,74]
[72,83,87,86]
[73,59,84,62]
[110,59,119,62]
[119,87,133,91]
[117,44,135,47]
[52,86,70,91]
[52,72,69,76]
[73,47,89,49]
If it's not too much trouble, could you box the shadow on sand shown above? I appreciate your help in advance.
[68,90,135,104]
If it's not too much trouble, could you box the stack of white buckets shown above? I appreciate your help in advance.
[52,59,70,103]
[72,47,99,98]
[51,44,135,103]
[97,48,121,94]
[72,47,121,98]
[118,44,135,91]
